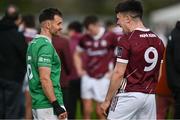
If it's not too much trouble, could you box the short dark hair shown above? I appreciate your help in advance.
[105,20,114,28]
[83,15,99,29]
[68,21,82,33]
[23,14,36,28]
[115,0,143,19]
[39,8,62,23]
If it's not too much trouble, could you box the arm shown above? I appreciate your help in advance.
[39,67,56,102]
[37,43,67,119]
[101,62,127,115]
[74,49,86,76]
[105,62,127,102]
[39,67,67,119]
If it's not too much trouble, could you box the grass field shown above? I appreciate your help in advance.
[76,101,97,119]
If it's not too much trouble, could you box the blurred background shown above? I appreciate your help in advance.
[0,0,180,32]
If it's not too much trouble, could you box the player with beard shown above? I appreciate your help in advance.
[26,8,67,120]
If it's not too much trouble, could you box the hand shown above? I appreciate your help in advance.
[58,111,67,120]
[78,69,87,77]
[104,71,113,80]
[100,100,111,116]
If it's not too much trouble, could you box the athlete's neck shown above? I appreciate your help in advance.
[129,21,146,32]
[40,28,52,41]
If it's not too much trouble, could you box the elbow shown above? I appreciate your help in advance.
[40,76,50,84]
[114,69,124,76]
[112,69,124,80]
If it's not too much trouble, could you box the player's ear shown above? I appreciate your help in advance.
[42,20,51,30]
[46,21,51,29]
[125,15,131,23]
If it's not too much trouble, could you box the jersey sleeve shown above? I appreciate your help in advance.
[37,44,53,68]
[105,32,118,49]
[76,35,86,52]
[116,35,130,64]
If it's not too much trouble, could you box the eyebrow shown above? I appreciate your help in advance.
[57,21,62,24]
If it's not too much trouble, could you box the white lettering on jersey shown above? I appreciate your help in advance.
[28,56,32,60]
[140,33,156,38]
[144,47,158,72]
[87,49,108,56]
[27,64,33,80]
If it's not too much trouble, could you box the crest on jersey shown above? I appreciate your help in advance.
[94,42,99,48]
[101,40,107,47]
[85,41,92,46]
[117,47,123,57]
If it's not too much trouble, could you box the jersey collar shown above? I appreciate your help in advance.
[93,27,105,40]
[35,34,52,43]
[135,28,150,32]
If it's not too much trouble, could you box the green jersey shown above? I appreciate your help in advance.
[26,34,63,109]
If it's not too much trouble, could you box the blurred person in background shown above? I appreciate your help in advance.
[105,20,116,33]
[22,14,38,43]
[105,20,123,36]
[100,0,164,119]
[155,28,174,119]
[52,34,74,115]
[67,21,83,119]
[21,14,38,120]
[0,5,27,119]
[156,49,174,119]
[26,8,67,119]
[74,15,118,119]
[166,20,180,119]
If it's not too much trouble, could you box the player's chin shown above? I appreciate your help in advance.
[53,32,60,36]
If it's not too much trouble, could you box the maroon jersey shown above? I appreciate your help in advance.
[117,28,165,94]
[79,29,118,79]
[24,28,37,43]
[53,36,75,88]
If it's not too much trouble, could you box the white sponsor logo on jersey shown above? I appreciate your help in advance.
[87,49,108,56]
[85,41,92,46]
[140,33,156,38]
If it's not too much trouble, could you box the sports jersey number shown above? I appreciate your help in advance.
[27,64,33,80]
[144,47,158,72]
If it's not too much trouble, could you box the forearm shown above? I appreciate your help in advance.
[105,72,123,102]
[41,78,56,103]
[74,52,85,75]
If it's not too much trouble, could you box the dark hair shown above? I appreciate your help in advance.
[68,21,82,33]
[39,8,62,23]
[4,5,20,21]
[23,14,36,28]
[83,15,99,29]
[115,0,143,19]
[105,20,114,28]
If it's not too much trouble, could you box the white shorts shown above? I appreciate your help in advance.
[81,74,110,102]
[32,106,67,120]
[107,92,156,120]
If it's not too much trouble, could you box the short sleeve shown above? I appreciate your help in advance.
[110,32,119,47]
[37,44,53,68]
[76,36,85,52]
[116,36,130,64]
